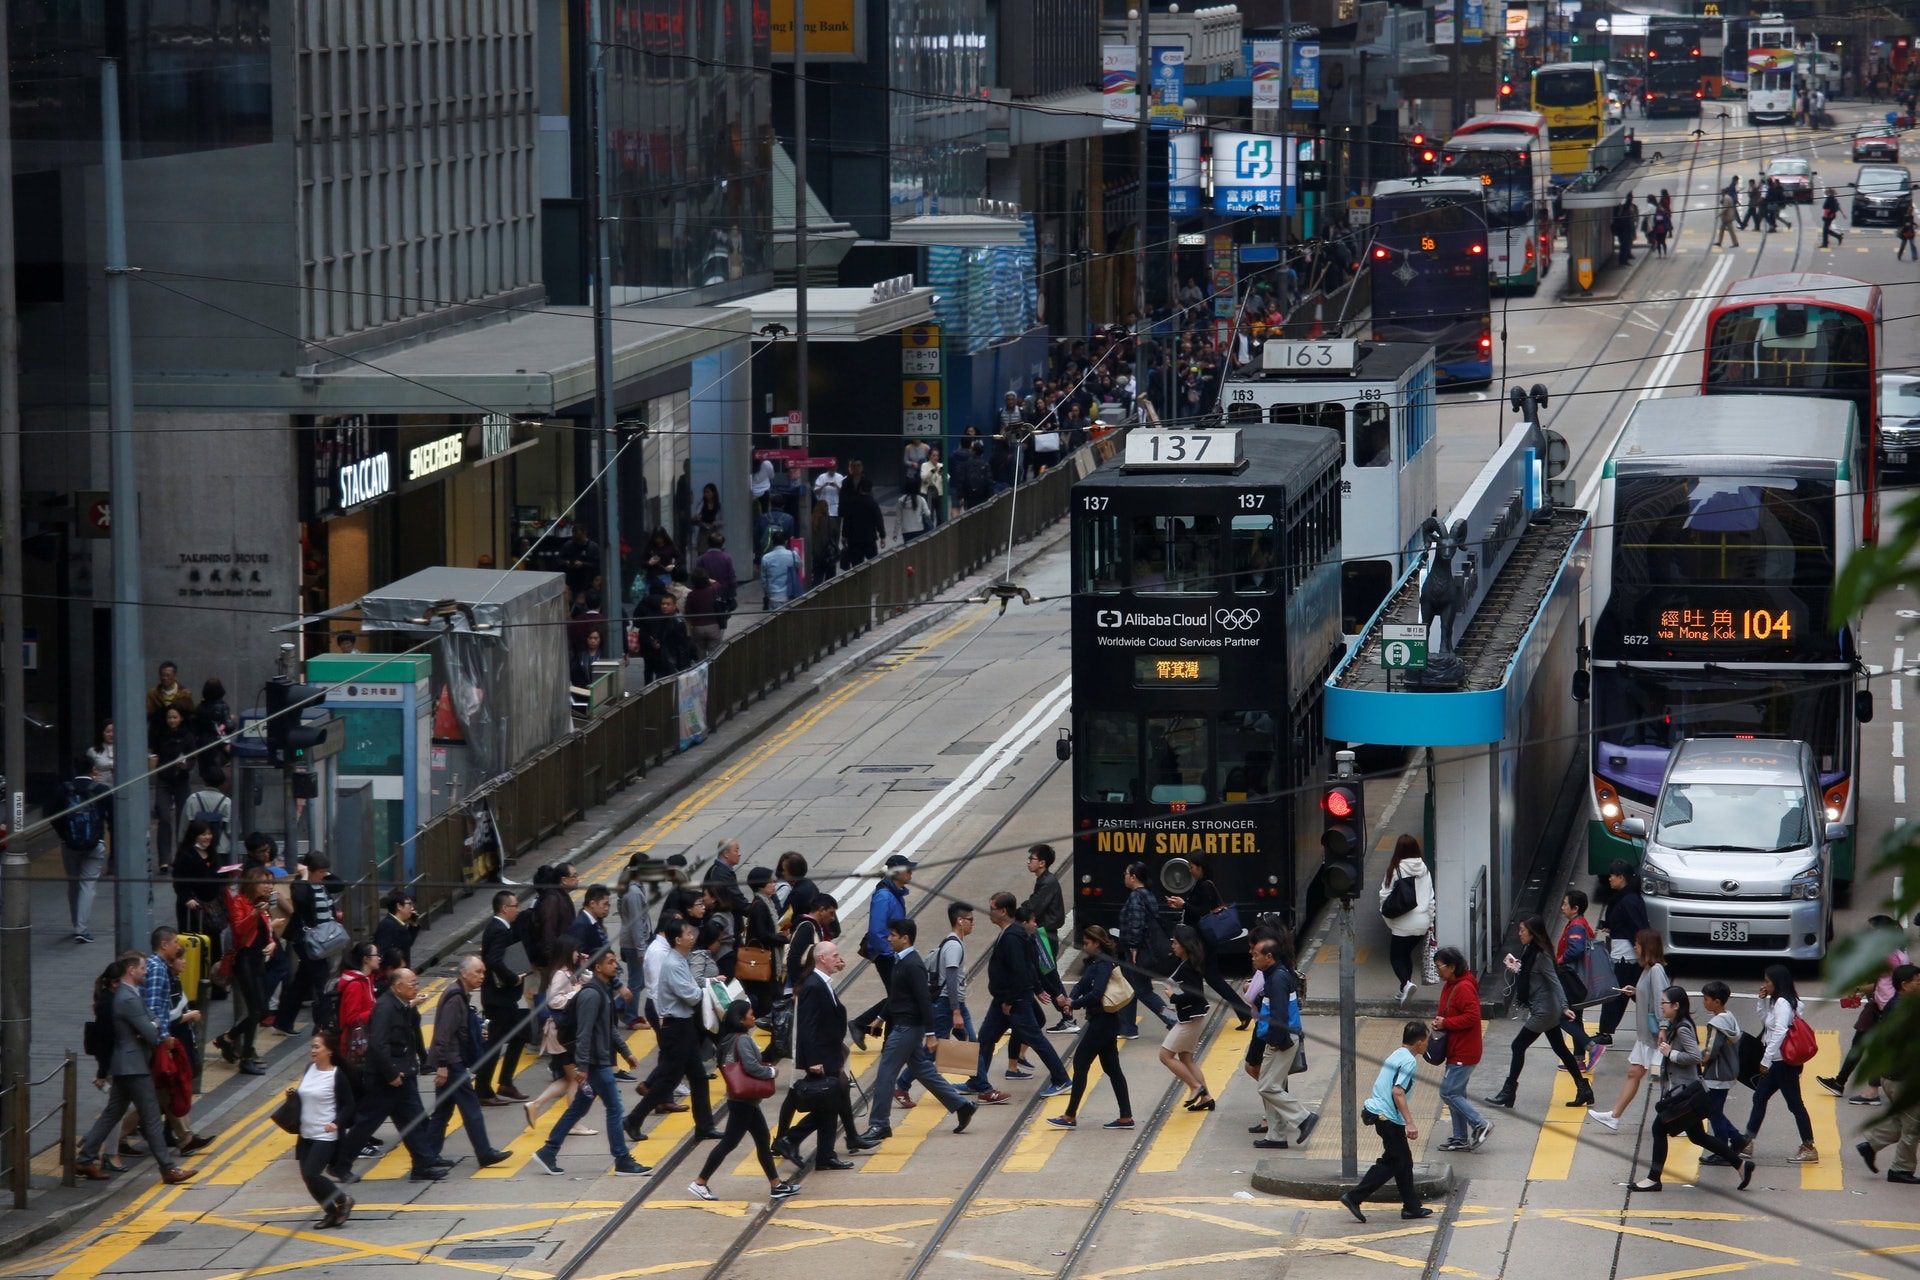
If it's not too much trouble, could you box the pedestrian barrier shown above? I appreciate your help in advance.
[393,448,1090,924]
[1,1053,78,1209]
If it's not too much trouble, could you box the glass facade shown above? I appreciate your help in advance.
[886,0,990,213]
[605,0,775,293]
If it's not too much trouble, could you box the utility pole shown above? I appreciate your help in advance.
[794,0,810,441]
[0,13,31,1108]
[102,60,154,954]
[588,0,623,657]
[1339,897,1358,1179]
[1135,2,1151,330]
[1280,0,1293,296]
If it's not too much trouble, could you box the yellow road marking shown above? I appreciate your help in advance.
[1139,1031,1247,1173]
[1557,1216,1797,1263]
[49,1198,180,1280]
[209,1118,295,1185]
[192,1213,603,1280]
[230,1200,627,1213]
[742,1215,945,1256]
[571,1263,713,1280]
[1616,1265,1754,1280]
[1527,1059,1585,1180]
[856,1083,950,1174]
[1832,1271,1894,1280]
[1003,1061,1101,1172]
[1805,1030,1845,1190]
[1127,1202,1291,1238]
[951,1256,1054,1276]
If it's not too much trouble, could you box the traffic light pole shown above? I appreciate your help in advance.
[1339,896,1358,1179]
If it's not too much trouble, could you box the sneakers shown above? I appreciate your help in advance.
[894,1090,917,1109]
[1047,1018,1079,1034]
[1437,1137,1469,1152]
[1850,1094,1885,1106]
[612,1159,651,1176]
[687,1180,717,1201]
[1038,1080,1072,1099]
[1585,1044,1606,1073]
[1470,1121,1493,1150]
[1788,1143,1819,1163]
[1592,1032,1613,1046]
[533,1150,564,1176]
[1101,1118,1135,1130]
[1816,1075,1843,1097]
[770,1181,802,1199]
[1588,1110,1620,1131]
[1046,1115,1077,1129]
[1398,980,1416,1004]
[1005,1067,1033,1080]
[976,1089,1013,1105]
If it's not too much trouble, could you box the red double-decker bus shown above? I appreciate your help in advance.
[1703,273,1883,543]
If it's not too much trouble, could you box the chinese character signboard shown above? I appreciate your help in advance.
[1210,132,1295,214]
[1168,133,1203,215]
[1150,47,1186,128]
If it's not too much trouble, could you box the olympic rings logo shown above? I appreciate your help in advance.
[1214,607,1261,630]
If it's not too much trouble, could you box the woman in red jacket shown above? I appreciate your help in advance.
[213,867,277,1075]
[1431,946,1491,1151]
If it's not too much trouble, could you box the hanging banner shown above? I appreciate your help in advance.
[1291,43,1320,109]
[1168,132,1203,216]
[676,662,710,750]
[1463,0,1484,42]
[1150,47,1187,128]
[1434,4,1456,45]
[1251,40,1282,109]
[1104,46,1138,125]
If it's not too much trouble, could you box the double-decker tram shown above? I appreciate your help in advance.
[1531,61,1608,183]
[1071,426,1344,931]
[1368,176,1493,385]
[1746,15,1797,122]
[1441,110,1555,290]
[1219,339,1438,636]
[1579,396,1868,902]
[1704,272,1883,542]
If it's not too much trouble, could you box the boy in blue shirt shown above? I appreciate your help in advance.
[1339,1021,1434,1224]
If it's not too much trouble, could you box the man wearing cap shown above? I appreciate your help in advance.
[853,856,914,1048]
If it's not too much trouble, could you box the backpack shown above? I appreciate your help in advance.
[83,1018,113,1059]
[53,779,106,851]
[1781,1012,1818,1065]
[182,790,229,853]
[553,989,582,1051]
[928,933,961,1005]
[315,977,342,1032]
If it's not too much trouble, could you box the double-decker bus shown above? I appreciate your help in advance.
[1368,176,1492,386]
[1531,61,1608,183]
[1644,20,1706,116]
[1704,273,1883,542]
[1442,110,1555,291]
[1070,426,1343,931]
[1221,340,1439,635]
[1579,396,1868,906]
[1746,15,1797,122]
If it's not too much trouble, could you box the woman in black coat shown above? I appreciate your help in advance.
[1176,860,1253,1025]
[1049,925,1133,1129]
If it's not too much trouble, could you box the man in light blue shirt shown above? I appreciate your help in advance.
[1339,1021,1434,1224]
[622,919,717,1142]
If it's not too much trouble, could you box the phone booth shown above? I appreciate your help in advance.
[307,652,434,888]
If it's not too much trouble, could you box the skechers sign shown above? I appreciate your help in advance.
[336,453,392,510]
[1093,606,1264,648]
[407,433,464,481]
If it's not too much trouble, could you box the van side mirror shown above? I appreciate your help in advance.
[1620,816,1648,838]
[1825,822,1848,843]
[1857,689,1875,724]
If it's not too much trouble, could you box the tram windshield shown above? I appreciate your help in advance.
[1075,511,1280,595]
[1076,711,1282,805]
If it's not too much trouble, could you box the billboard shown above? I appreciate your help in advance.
[1151,47,1187,128]
[1211,132,1296,214]
[1104,46,1139,124]
[1252,40,1282,108]
[1292,42,1320,108]
[769,0,865,61]
[1169,132,1204,216]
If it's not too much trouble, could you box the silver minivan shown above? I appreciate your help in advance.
[1620,738,1839,961]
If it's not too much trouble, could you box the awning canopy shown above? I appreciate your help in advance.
[888,213,1031,247]
[716,286,936,341]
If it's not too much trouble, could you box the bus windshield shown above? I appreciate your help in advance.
[1612,474,1836,591]
[1705,303,1871,396]
[1378,193,1480,236]
[1442,150,1533,228]
[1534,69,1599,107]
[1593,671,1842,800]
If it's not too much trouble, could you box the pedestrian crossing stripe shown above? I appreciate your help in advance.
[1004,1062,1106,1173]
[1526,1062,1585,1181]
[1804,1030,1844,1191]
[1139,1032,1250,1174]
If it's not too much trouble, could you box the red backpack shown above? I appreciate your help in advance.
[1781,1013,1818,1066]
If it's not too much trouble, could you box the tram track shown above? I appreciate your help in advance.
[551,756,1068,1280]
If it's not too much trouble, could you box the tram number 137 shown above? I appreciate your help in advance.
[1123,430,1244,472]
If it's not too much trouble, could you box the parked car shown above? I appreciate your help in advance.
[1621,738,1838,961]
[1852,122,1902,163]
[1880,373,1920,478]
[1851,165,1913,226]
[1764,156,1815,202]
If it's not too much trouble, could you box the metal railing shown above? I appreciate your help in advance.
[1,1054,79,1209]
[392,452,1087,923]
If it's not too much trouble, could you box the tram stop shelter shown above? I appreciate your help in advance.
[1323,416,1589,980]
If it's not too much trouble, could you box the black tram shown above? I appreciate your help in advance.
[1069,426,1345,932]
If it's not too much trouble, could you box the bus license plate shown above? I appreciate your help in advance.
[1889,451,1908,464]
[1709,920,1749,943]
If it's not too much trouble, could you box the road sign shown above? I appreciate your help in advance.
[1381,623,1428,670]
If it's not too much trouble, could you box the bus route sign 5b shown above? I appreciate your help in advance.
[1381,623,1428,670]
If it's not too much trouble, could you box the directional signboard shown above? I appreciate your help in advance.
[1381,623,1429,670]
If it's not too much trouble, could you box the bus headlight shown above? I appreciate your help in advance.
[1823,779,1849,823]
[1594,779,1628,837]
[1789,866,1822,900]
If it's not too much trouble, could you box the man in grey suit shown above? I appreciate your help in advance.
[75,952,196,1183]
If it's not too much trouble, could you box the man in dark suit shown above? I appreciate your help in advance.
[772,940,873,1169]
[332,969,445,1182]
[475,891,531,1102]
[784,893,838,982]
[75,952,197,1183]
[704,838,749,914]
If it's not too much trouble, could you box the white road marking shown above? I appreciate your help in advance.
[1897,646,1906,672]
[1896,765,1907,806]
[1894,681,1904,713]
[1894,722,1905,759]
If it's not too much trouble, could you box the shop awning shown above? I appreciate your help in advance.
[715,285,936,341]
[888,213,1032,247]
[119,303,758,416]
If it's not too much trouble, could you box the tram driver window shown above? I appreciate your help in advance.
[1353,403,1392,467]
[1232,516,1277,594]
[1079,712,1139,803]
[1216,711,1279,801]
[1077,512,1125,594]
[1146,715,1210,804]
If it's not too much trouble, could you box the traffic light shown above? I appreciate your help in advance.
[1499,73,1515,102]
[264,676,330,767]
[1318,754,1366,900]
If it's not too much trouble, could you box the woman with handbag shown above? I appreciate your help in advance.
[1046,926,1134,1131]
[1159,926,1216,1111]
[1483,915,1593,1108]
[738,868,784,1016]
[1178,861,1254,1027]
[1741,965,1819,1164]
[688,1001,800,1202]
[1378,836,1435,1004]
[1431,947,1490,1152]
[1632,987,1753,1192]
[293,1030,355,1228]
[1588,929,1669,1132]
